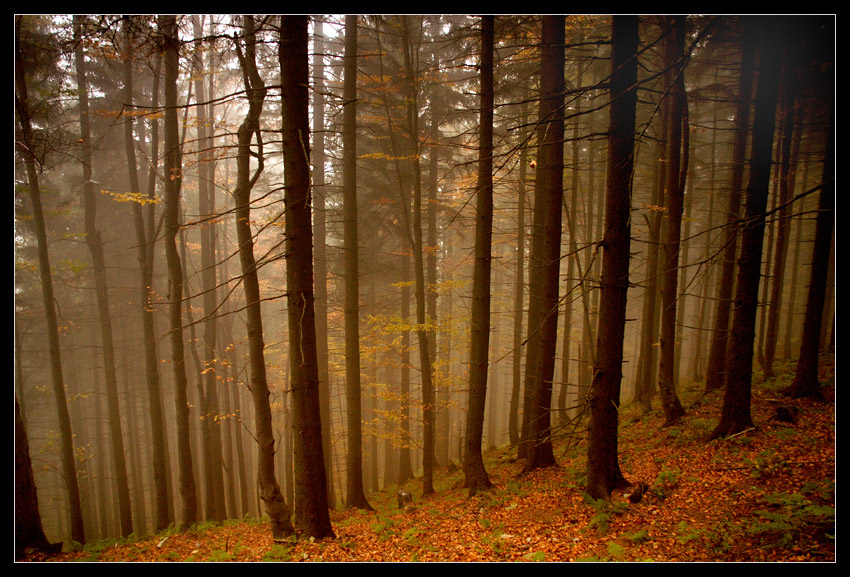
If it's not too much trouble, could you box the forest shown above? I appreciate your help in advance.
[14,14,835,562]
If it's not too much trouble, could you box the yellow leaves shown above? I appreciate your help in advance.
[100,189,159,205]
[359,152,422,161]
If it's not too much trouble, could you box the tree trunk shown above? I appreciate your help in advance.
[786,106,832,400]
[463,15,495,494]
[522,15,564,473]
[711,16,785,439]
[232,15,295,541]
[159,14,198,529]
[191,15,226,521]
[342,15,374,511]
[311,18,335,510]
[585,15,639,500]
[763,42,801,378]
[122,17,171,532]
[705,21,755,393]
[657,16,687,426]
[279,15,335,539]
[16,396,59,558]
[509,97,529,447]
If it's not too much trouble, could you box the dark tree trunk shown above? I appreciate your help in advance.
[16,17,86,545]
[705,20,756,393]
[585,15,639,500]
[16,397,59,558]
[657,16,687,426]
[786,107,833,400]
[159,14,198,529]
[522,15,564,473]
[463,15,495,494]
[279,15,335,539]
[233,15,295,541]
[711,16,785,439]
[763,40,801,378]
[342,15,373,511]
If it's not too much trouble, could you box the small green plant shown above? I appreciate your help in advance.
[624,528,650,544]
[748,491,835,548]
[207,548,235,562]
[583,493,627,534]
[652,466,680,500]
[262,543,292,562]
[606,541,626,559]
[675,520,705,544]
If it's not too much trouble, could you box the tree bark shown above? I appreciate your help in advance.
[122,16,171,532]
[159,14,199,529]
[280,15,335,539]
[342,15,374,511]
[521,15,564,473]
[232,15,295,541]
[705,20,755,393]
[657,16,687,426]
[463,15,495,494]
[711,16,785,439]
[786,107,832,400]
[585,15,639,500]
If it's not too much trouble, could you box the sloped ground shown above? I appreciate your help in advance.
[24,355,834,562]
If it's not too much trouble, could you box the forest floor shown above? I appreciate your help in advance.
[24,355,835,563]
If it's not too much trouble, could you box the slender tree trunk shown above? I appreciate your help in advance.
[232,15,295,540]
[310,18,335,510]
[190,15,226,521]
[657,15,687,426]
[763,43,801,378]
[786,107,833,400]
[342,15,373,511]
[159,14,198,529]
[509,98,529,446]
[522,15,564,473]
[280,15,335,539]
[710,16,785,439]
[122,17,171,532]
[705,22,755,393]
[585,14,639,501]
[463,15,495,494]
[73,15,134,537]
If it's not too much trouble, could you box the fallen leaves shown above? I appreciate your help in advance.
[24,358,834,563]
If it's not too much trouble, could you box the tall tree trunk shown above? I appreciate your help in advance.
[522,15,564,473]
[16,396,59,558]
[159,14,198,529]
[279,15,335,539]
[509,98,529,446]
[763,40,801,378]
[399,15,436,495]
[585,14,639,500]
[705,21,755,393]
[73,15,134,537]
[232,15,295,541]
[122,16,171,532]
[710,16,785,439]
[463,14,495,494]
[786,107,832,400]
[342,15,373,511]
[191,15,226,521]
[657,15,687,426]
[311,18,335,510]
